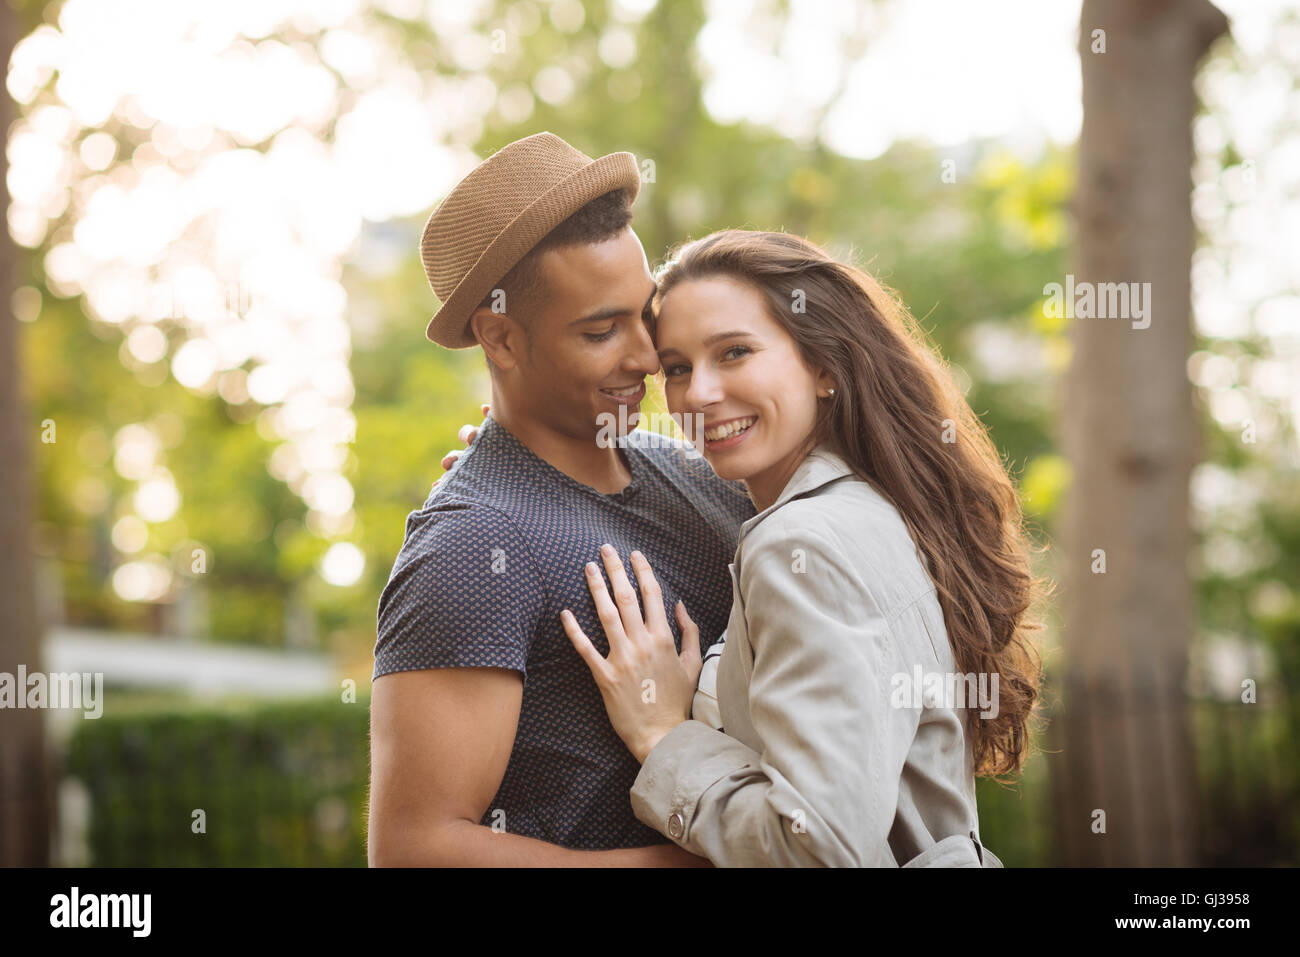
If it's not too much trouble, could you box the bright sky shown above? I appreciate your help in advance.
[7,0,1296,597]
[701,0,1084,157]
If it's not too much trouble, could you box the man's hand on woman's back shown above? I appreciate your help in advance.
[437,403,490,477]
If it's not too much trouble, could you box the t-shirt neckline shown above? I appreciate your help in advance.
[483,415,642,503]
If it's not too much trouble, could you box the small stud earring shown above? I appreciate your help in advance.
[827,388,836,397]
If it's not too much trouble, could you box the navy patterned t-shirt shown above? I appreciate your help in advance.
[372,414,756,849]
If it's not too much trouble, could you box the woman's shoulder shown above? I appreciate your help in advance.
[743,474,936,612]
[750,472,913,549]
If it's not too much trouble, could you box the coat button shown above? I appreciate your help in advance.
[667,812,685,839]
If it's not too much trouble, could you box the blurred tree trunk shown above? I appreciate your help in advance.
[1057,0,1228,865]
[0,2,52,865]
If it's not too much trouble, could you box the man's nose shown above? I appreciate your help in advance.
[623,317,661,375]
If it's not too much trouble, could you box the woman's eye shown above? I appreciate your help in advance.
[663,363,688,377]
[583,327,617,342]
[722,345,751,361]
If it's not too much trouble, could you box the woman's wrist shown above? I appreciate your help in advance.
[632,722,680,764]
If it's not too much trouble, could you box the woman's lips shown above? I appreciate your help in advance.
[704,415,758,450]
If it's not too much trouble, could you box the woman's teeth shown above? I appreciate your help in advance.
[602,385,641,396]
[705,417,757,441]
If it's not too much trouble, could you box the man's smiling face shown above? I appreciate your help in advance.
[504,226,661,441]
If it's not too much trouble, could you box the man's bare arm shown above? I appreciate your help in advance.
[367,665,711,866]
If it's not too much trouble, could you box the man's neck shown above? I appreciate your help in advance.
[490,398,633,495]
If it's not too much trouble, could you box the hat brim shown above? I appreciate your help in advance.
[424,151,643,349]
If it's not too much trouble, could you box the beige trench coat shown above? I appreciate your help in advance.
[630,443,1003,867]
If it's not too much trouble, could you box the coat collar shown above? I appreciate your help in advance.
[737,441,856,548]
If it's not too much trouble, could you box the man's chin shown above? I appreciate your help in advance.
[593,401,643,446]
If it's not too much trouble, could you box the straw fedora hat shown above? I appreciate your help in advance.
[419,132,642,349]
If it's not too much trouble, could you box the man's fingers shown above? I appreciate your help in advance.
[481,403,491,417]
[440,450,462,472]
[458,424,480,445]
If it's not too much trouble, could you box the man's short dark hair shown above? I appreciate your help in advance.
[476,188,634,328]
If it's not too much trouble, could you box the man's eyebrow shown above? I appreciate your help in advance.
[570,288,659,327]
[569,306,631,326]
[658,329,755,358]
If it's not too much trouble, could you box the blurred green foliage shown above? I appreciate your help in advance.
[24,0,1078,653]
[63,694,369,867]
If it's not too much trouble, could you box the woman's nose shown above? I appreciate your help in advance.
[683,364,724,409]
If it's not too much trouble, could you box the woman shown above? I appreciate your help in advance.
[558,229,1042,867]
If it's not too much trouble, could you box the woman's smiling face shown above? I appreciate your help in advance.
[655,274,832,509]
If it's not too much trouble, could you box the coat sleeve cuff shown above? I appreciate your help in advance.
[630,719,760,853]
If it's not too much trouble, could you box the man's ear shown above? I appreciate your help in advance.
[470,306,523,372]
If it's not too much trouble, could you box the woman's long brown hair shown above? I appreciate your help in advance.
[652,230,1043,778]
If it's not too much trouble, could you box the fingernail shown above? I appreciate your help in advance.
[586,562,597,574]
[600,543,613,556]
[631,549,643,562]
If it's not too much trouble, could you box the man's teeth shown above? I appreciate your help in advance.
[705,417,757,441]
[602,385,641,396]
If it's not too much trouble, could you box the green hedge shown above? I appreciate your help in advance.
[976,755,1055,867]
[64,693,370,867]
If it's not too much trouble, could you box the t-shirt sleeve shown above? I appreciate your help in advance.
[372,502,546,680]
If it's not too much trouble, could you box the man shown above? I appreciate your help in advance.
[366,133,755,866]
